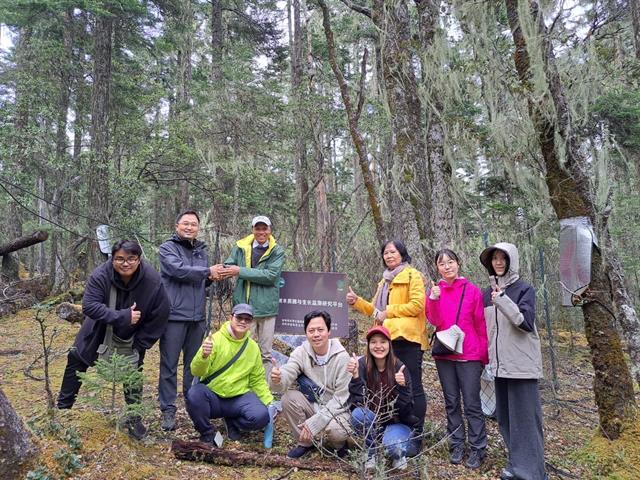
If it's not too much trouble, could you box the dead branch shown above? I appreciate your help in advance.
[0,231,49,256]
[171,440,354,472]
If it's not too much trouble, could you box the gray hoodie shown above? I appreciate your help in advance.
[480,242,543,379]
[271,338,351,436]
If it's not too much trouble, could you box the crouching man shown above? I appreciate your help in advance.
[271,310,351,458]
[186,304,272,443]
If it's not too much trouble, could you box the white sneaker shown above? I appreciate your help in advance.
[365,455,377,471]
[392,456,407,470]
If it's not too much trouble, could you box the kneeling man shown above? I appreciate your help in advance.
[271,310,351,458]
[187,304,272,443]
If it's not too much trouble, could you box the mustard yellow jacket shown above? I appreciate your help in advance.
[352,266,428,349]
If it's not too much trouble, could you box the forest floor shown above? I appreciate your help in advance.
[2,307,639,480]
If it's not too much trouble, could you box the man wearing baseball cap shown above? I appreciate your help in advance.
[213,215,285,377]
[186,303,273,443]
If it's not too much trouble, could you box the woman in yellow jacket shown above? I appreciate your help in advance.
[346,240,427,454]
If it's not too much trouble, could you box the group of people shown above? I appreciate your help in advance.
[56,208,547,480]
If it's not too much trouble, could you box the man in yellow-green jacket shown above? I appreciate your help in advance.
[186,303,273,443]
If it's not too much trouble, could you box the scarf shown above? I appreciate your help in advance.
[374,262,408,312]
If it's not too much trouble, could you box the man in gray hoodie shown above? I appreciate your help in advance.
[270,310,351,458]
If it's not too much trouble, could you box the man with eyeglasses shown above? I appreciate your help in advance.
[213,215,285,378]
[186,303,273,443]
[158,210,217,431]
[57,240,169,440]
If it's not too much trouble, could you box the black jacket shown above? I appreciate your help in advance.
[158,234,210,322]
[73,260,170,365]
[348,357,420,431]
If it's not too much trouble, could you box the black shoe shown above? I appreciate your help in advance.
[161,410,176,431]
[336,444,349,458]
[449,445,465,465]
[125,417,147,441]
[287,445,314,458]
[500,468,515,480]
[465,449,485,469]
[199,432,216,444]
[223,418,242,441]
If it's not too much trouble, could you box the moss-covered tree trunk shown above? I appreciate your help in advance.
[505,0,636,439]
[0,387,37,477]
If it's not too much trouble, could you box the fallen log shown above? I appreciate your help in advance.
[56,302,84,323]
[171,439,353,472]
[0,231,49,256]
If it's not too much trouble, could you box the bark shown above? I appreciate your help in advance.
[371,0,431,247]
[631,0,640,59]
[171,440,353,472]
[211,0,223,80]
[88,12,113,268]
[314,135,332,272]
[415,0,456,275]
[0,387,37,478]
[505,0,636,438]
[291,0,311,269]
[0,231,49,256]
[317,0,386,244]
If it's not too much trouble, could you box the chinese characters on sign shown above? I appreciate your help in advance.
[276,271,348,337]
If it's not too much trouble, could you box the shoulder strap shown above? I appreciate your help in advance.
[454,283,468,325]
[201,337,250,385]
[103,285,118,345]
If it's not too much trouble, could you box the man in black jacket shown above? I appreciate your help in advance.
[158,210,216,431]
[57,240,170,440]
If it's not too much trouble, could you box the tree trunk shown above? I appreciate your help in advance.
[504,0,636,438]
[211,0,223,80]
[0,231,49,256]
[318,0,386,245]
[88,12,113,268]
[0,387,38,478]
[631,0,640,59]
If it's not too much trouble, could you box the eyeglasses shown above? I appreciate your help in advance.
[178,222,199,228]
[234,316,254,324]
[113,256,140,265]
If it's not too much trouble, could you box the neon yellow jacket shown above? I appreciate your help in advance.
[190,321,273,405]
[352,266,428,349]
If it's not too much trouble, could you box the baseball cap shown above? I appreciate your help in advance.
[251,215,272,227]
[232,303,254,317]
[366,325,392,341]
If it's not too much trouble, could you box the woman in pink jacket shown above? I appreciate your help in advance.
[425,249,488,470]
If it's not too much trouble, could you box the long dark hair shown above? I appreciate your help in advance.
[365,334,398,400]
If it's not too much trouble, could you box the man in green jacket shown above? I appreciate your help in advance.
[213,215,285,376]
[186,303,273,443]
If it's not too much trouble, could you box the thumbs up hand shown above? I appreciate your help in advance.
[346,286,358,305]
[347,353,359,378]
[395,365,407,386]
[430,281,441,300]
[130,302,141,325]
[202,333,214,358]
[270,358,282,385]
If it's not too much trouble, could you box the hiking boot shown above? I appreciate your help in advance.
[500,468,515,480]
[287,445,314,458]
[392,456,408,470]
[222,418,242,441]
[449,445,465,465]
[125,417,147,441]
[161,410,176,431]
[465,449,485,469]
[336,444,349,458]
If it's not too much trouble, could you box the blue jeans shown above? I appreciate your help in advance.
[351,407,412,459]
[186,383,269,436]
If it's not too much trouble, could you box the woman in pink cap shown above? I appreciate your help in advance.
[426,248,488,470]
[347,325,421,472]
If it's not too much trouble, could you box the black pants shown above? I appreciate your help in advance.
[435,359,486,452]
[392,340,426,428]
[57,349,146,409]
[495,377,546,480]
